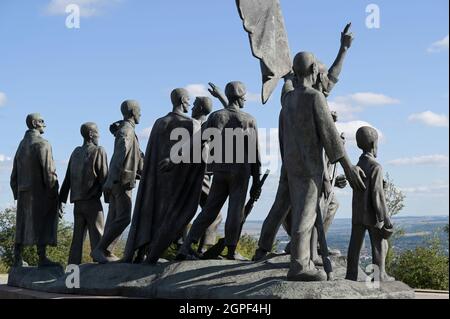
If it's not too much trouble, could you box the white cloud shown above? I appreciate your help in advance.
[347,92,400,106]
[0,154,13,171]
[184,84,210,98]
[335,120,383,145]
[408,111,449,128]
[0,154,11,162]
[388,155,449,167]
[401,183,449,196]
[329,92,400,120]
[427,35,449,53]
[0,92,6,107]
[45,0,121,17]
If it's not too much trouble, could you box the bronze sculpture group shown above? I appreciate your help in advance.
[9,23,395,283]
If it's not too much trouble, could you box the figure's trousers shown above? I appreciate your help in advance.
[98,185,132,252]
[346,224,388,281]
[188,171,249,247]
[258,166,291,252]
[68,198,105,265]
[258,170,339,257]
[310,193,339,259]
[176,186,223,246]
[287,174,323,274]
[198,190,223,246]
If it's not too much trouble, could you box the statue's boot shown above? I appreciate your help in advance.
[13,258,28,267]
[284,241,291,254]
[380,273,396,282]
[226,252,249,261]
[252,248,269,262]
[312,258,323,266]
[37,246,61,267]
[225,245,248,261]
[175,243,200,261]
[91,248,110,264]
[13,245,28,267]
[287,268,327,282]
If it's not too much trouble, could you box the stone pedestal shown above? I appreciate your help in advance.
[7,254,414,299]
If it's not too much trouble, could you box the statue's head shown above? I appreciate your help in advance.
[315,61,331,97]
[293,52,319,85]
[121,100,141,124]
[356,126,379,157]
[80,122,99,146]
[26,113,46,134]
[225,81,246,109]
[192,96,213,119]
[171,88,190,113]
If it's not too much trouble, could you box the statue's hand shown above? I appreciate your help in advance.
[158,158,174,172]
[341,22,354,49]
[103,180,113,195]
[335,174,347,189]
[208,82,222,99]
[58,202,64,219]
[384,217,393,229]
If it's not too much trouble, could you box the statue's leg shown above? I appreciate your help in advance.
[287,175,326,281]
[179,173,229,257]
[199,211,223,254]
[92,188,132,263]
[85,199,105,258]
[368,227,395,282]
[310,225,320,263]
[68,202,88,265]
[256,168,291,258]
[13,244,24,267]
[345,224,366,281]
[224,172,249,260]
[324,194,339,234]
[196,191,209,253]
[37,245,60,267]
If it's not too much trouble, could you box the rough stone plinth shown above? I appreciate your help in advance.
[8,254,414,299]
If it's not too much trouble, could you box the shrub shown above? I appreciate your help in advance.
[388,237,449,291]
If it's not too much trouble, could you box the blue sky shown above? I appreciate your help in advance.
[0,0,448,222]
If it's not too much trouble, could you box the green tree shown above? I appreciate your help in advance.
[383,173,406,267]
[384,173,406,218]
[388,236,449,290]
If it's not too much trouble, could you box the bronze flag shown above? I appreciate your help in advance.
[236,0,292,104]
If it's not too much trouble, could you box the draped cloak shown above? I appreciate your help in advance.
[123,112,205,263]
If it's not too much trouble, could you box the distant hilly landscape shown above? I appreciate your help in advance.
[232,215,449,258]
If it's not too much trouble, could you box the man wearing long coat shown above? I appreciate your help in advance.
[10,113,60,267]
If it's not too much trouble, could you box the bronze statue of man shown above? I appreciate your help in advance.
[254,24,353,262]
[10,113,60,267]
[191,96,225,253]
[123,88,205,264]
[59,122,108,265]
[178,81,262,261]
[280,52,365,281]
[91,100,144,264]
